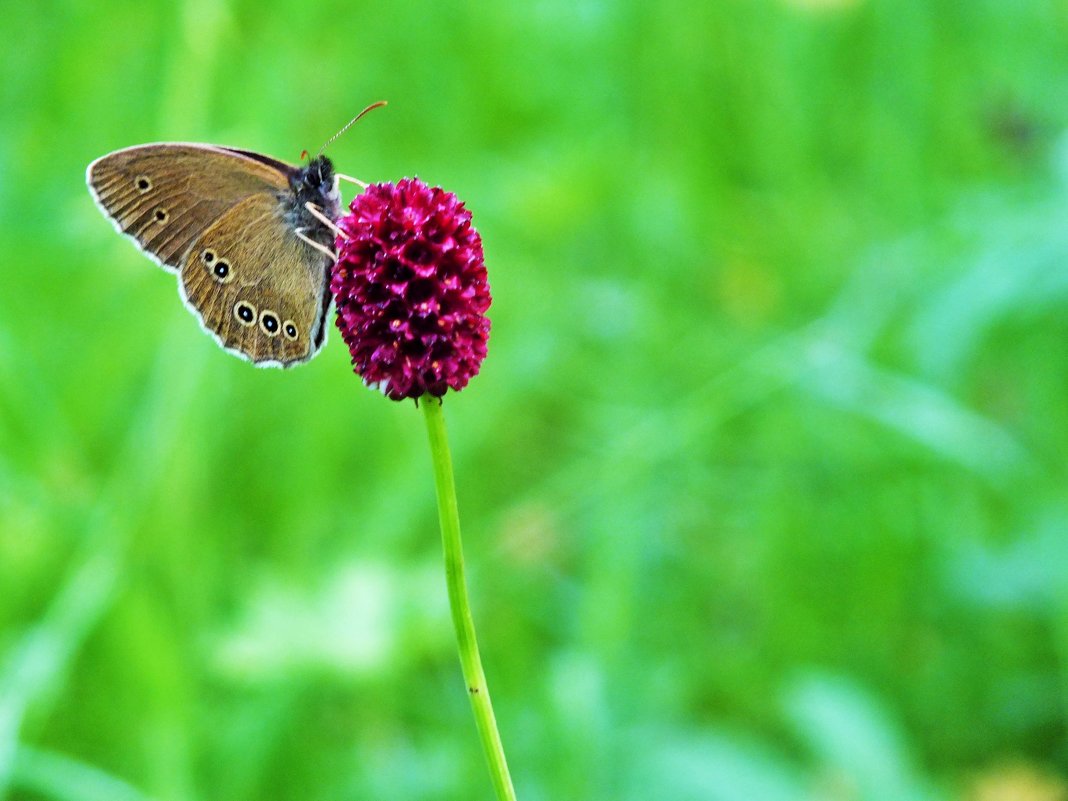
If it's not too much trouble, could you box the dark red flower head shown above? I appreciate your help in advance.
[331,178,491,400]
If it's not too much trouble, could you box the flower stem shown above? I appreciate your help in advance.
[421,398,517,801]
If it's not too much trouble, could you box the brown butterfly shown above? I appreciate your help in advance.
[85,103,390,368]
[86,143,345,367]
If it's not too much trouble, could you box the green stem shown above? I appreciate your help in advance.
[422,398,517,801]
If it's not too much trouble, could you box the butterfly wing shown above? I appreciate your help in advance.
[179,192,331,367]
[86,144,291,271]
[87,144,332,367]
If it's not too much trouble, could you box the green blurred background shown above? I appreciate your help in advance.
[3,0,1068,799]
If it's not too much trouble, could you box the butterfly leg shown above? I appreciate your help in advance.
[305,202,346,238]
[336,173,369,189]
[295,229,338,261]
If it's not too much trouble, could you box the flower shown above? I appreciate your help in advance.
[331,178,492,401]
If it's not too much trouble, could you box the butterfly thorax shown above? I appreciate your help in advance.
[286,155,341,245]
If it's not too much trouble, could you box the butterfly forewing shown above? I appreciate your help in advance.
[87,144,291,271]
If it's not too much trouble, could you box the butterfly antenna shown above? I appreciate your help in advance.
[317,101,388,157]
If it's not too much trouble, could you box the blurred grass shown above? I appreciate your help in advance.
[3,0,1068,799]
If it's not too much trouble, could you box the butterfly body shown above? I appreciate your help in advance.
[86,144,341,367]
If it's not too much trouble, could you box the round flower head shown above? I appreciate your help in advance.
[331,178,491,400]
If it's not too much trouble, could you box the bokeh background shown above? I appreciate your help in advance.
[3,0,1068,799]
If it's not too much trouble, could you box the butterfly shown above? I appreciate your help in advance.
[85,106,385,368]
[86,142,346,367]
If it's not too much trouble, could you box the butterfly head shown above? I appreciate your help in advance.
[288,156,342,251]
[291,155,341,221]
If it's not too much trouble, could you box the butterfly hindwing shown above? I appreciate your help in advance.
[179,192,331,367]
